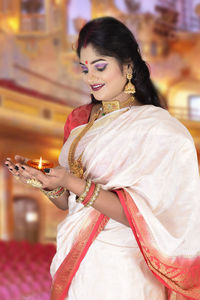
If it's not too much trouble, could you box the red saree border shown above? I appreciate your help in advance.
[114,189,200,300]
[114,189,148,262]
[50,187,200,300]
[51,211,109,300]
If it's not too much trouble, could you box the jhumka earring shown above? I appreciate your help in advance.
[124,73,136,94]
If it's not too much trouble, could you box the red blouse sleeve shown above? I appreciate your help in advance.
[63,104,93,144]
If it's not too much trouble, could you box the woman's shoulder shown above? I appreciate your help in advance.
[152,106,194,145]
[67,103,93,124]
[70,103,93,119]
[63,103,93,143]
[129,104,194,144]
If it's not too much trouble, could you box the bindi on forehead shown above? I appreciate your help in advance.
[79,58,107,66]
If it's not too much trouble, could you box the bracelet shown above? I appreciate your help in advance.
[85,183,101,207]
[41,186,66,199]
[76,179,92,203]
[82,183,95,206]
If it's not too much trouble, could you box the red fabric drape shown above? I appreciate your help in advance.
[63,104,93,143]
[114,189,200,300]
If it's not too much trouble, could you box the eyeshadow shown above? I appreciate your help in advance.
[95,63,108,68]
[81,65,88,71]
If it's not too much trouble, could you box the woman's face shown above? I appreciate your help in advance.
[79,44,130,102]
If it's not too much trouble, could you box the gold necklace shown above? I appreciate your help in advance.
[101,95,135,115]
[68,95,135,178]
[68,109,101,178]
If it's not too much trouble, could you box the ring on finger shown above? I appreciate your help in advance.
[26,178,43,188]
[14,175,20,180]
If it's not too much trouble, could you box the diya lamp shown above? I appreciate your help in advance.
[27,157,53,172]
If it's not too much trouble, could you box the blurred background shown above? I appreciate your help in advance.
[0,0,200,299]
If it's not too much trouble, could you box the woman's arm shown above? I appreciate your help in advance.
[63,173,129,227]
[46,189,69,210]
[5,157,70,211]
[7,158,129,222]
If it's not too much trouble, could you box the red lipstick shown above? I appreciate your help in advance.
[91,84,105,91]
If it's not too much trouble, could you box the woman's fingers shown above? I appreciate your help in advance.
[5,156,28,174]
[15,175,28,184]
[4,158,19,175]
[16,165,43,187]
[19,165,51,187]
[43,165,63,176]
[4,159,48,188]
[4,157,12,167]
[4,159,59,190]
[17,164,36,178]
[14,155,29,164]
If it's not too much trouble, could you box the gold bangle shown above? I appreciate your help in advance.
[41,186,66,199]
[85,184,101,207]
[76,179,92,203]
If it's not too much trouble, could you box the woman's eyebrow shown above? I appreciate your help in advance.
[79,59,107,66]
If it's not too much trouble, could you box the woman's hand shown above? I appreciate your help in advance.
[16,164,69,190]
[5,155,28,167]
[4,155,30,185]
[4,156,69,190]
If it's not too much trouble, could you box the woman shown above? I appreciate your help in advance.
[5,17,200,300]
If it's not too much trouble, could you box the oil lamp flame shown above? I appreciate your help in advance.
[38,157,42,169]
[27,158,53,172]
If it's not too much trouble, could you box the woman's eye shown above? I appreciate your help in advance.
[96,64,107,72]
[80,66,88,73]
[80,63,107,73]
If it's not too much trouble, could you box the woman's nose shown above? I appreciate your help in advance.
[86,72,97,84]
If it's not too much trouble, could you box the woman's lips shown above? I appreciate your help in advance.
[90,84,105,91]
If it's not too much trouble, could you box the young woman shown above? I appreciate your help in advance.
[5,17,200,300]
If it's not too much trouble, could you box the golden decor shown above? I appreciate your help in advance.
[68,96,136,178]
[76,179,92,203]
[26,178,43,188]
[124,73,136,94]
[68,109,101,178]
[41,186,66,199]
[102,96,135,114]
[85,184,101,207]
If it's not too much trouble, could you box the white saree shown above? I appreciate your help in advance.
[50,104,200,300]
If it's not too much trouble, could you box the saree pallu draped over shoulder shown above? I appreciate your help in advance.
[51,104,200,300]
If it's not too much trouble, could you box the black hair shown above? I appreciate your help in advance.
[77,16,167,109]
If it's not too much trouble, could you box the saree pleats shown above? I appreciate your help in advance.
[51,211,109,300]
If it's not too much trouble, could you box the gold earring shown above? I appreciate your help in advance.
[124,73,135,94]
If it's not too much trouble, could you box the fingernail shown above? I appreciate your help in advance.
[15,166,19,171]
[44,168,50,173]
[21,166,25,170]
